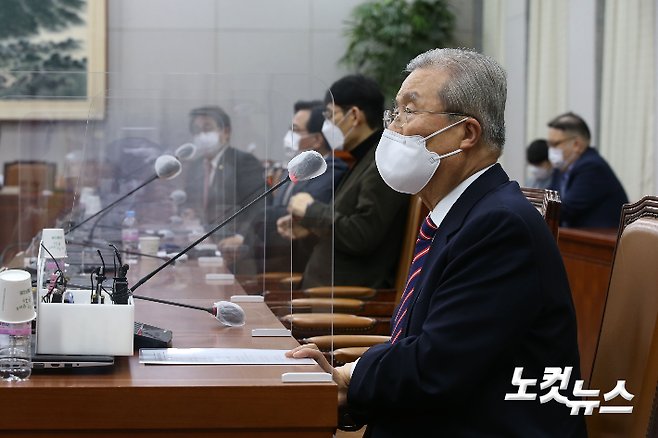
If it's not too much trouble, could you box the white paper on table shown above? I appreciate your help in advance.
[139,348,316,365]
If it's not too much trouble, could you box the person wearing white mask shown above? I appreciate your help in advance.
[249,104,349,272]
[279,75,410,289]
[282,100,323,159]
[182,105,266,263]
[546,112,627,227]
[287,48,586,438]
[525,139,554,189]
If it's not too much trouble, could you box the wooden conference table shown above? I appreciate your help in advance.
[0,258,337,437]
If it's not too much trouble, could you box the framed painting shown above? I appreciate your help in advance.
[0,0,106,120]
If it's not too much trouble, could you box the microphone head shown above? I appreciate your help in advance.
[170,189,187,205]
[175,143,197,161]
[212,301,246,327]
[155,155,182,180]
[287,150,327,182]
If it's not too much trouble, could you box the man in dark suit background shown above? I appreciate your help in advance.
[279,75,409,289]
[547,112,628,227]
[183,105,267,255]
[288,48,587,437]
[254,103,349,273]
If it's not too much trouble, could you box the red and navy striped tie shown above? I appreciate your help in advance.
[391,215,438,344]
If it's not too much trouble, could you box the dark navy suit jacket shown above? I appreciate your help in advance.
[267,154,349,225]
[253,155,349,272]
[348,164,587,438]
[549,147,628,227]
[184,146,267,240]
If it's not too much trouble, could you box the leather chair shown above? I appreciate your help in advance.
[587,196,658,437]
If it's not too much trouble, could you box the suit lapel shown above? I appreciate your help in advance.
[401,164,510,336]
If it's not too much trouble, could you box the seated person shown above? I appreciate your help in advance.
[182,105,267,250]
[256,103,349,272]
[288,47,586,438]
[525,139,554,189]
[278,75,409,289]
[547,112,628,227]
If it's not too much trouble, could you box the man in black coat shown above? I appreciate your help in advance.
[547,112,628,227]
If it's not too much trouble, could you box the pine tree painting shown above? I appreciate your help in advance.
[0,0,88,98]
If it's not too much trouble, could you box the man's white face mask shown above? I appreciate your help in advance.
[283,130,300,159]
[321,108,354,151]
[528,164,552,181]
[193,131,222,157]
[548,147,567,170]
[375,118,468,194]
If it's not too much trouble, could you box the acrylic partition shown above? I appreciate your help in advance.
[1,72,348,379]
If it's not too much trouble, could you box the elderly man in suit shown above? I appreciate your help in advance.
[288,48,587,437]
[547,112,628,227]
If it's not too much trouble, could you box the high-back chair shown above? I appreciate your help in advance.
[587,196,658,438]
[520,187,561,242]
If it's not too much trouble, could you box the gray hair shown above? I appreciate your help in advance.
[406,48,507,152]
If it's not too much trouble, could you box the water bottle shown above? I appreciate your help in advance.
[121,210,139,264]
[0,322,32,381]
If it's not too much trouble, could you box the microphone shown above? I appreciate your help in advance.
[175,143,197,161]
[129,295,246,326]
[154,155,183,179]
[66,155,182,235]
[125,151,327,322]
[288,150,328,182]
[170,189,187,205]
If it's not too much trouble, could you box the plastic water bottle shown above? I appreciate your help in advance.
[121,211,139,264]
[0,322,32,381]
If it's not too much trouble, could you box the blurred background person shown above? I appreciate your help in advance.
[547,112,628,227]
[239,102,350,273]
[525,139,554,189]
[182,105,268,265]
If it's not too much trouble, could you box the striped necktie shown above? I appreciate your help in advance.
[391,215,438,344]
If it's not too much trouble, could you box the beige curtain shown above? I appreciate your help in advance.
[525,0,569,145]
[599,0,655,202]
[482,0,506,66]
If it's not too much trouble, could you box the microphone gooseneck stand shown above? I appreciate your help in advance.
[65,174,159,235]
[129,175,290,306]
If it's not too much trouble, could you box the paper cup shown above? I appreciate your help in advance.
[139,236,160,256]
[41,228,67,258]
[0,269,35,323]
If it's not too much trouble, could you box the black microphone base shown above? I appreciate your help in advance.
[134,322,173,349]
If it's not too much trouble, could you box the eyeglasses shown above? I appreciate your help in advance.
[547,137,575,148]
[323,107,349,122]
[382,106,472,129]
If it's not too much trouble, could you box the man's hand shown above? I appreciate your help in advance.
[286,344,351,409]
[288,192,314,217]
[276,214,310,240]
[217,235,244,265]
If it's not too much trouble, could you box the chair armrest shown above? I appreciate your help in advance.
[304,334,390,350]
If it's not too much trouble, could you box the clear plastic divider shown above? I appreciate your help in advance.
[5,72,340,382]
